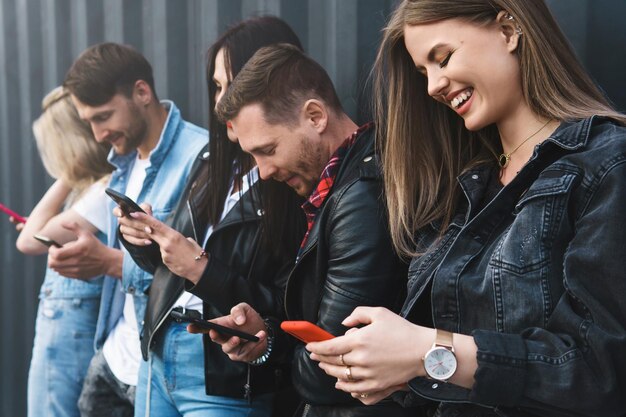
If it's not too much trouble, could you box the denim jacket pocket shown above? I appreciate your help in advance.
[488,172,578,332]
[514,171,577,214]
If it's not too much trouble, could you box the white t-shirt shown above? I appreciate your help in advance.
[103,156,151,386]
[72,180,109,233]
[171,167,259,312]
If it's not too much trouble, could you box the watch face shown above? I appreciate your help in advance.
[424,346,457,381]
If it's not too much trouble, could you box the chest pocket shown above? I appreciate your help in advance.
[487,171,577,332]
[497,171,577,272]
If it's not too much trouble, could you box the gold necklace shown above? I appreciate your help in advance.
[498,120,551,168]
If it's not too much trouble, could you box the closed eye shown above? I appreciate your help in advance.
[439,50,454,68]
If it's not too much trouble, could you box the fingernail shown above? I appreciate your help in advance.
[144,226,152,234]
[130,212,140,218]
[144,240,152,245]
[234,315,244,325]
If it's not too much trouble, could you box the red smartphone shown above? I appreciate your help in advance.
[0,203,26,223]
[280,321,335,343]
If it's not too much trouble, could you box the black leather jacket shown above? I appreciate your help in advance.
[283,126,418,417]
[122,146,295,399]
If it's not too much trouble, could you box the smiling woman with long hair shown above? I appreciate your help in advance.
[306,1,626,416]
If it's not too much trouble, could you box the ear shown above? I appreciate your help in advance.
[496,10,521,53]
[133,80,153,106]
[301,99,328,133]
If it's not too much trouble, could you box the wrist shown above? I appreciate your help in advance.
[249,318,274,366]
[187,250,209,285]
[106,247,124,278]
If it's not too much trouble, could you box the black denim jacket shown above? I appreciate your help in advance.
[403,117,626,417]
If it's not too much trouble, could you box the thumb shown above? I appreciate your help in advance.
[231,302,252,326]
[140,203,153,216]
[341,306,376,327]
[61,221,87,238]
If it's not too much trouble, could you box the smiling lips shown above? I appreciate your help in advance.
[449,87,474,109]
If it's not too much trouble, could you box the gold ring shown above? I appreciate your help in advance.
[339,354,346,366]
[359,393,368,399]
[345,366,354,381]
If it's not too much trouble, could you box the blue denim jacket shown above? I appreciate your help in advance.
[403,117,626,417]
[94,101,206,350]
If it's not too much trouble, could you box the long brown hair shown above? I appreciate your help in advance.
[195,16,306,256]
[375,0,626,258]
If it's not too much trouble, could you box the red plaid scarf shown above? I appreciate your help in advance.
[297,122,373,257]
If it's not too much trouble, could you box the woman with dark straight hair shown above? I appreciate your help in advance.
[117,16,306,417]
[308,1,626,416]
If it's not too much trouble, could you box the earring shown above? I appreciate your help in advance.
[504,12,523,36]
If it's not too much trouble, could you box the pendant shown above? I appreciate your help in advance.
[498,153,510,168]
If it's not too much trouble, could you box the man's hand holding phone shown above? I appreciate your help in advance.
[198,302,269,363]
[48,222,123,280]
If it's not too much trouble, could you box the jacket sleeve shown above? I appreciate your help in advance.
[185,239,291,318]
[465,161,626,416]
[292,178,407,406]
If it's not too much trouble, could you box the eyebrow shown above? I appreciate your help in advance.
[427,43,450,62]
[414,43,451,73]
[247,137,278,154]
[86,110,113,122]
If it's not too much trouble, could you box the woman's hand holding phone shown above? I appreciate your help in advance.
[115,202,154,246]
[118,209,207,284]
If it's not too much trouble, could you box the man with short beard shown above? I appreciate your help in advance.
[210,44,417,417]
[47,42,206,417]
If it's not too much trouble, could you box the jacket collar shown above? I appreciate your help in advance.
[107,100,181,170]
[296,125,377,260]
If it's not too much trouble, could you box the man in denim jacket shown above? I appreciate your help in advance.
[48,42,206,416]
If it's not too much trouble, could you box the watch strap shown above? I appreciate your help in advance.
[435,329,454,350]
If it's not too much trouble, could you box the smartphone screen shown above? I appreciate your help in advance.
[104,188,146,216]
[170,310,260,342]
[33,234,63,248]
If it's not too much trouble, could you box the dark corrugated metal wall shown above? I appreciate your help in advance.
[1,1,624,415]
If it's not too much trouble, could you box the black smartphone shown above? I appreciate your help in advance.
[33,234,63,248]
[105,188,146,216]
[170,310,260,342]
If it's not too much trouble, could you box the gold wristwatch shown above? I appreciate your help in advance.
[423,329,458,381]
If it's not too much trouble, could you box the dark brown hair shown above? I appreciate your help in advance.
[197,16,306,257]
[63,42,157,106]
[216,43,343,125]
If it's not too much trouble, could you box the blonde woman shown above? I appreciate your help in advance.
[15,86,112,417]
[307,0,626,416]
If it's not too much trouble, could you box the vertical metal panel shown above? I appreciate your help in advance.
[1,1,625,415]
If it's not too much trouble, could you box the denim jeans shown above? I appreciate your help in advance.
[78,349,136,417]
[134,321,274,417]
[27,297,100,417]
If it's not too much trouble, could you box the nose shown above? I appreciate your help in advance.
[426,71,450,99]
[91,124,108,143]
[257,161,278,181]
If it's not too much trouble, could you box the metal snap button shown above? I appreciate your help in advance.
[363,156,373,162]
[202,151,210,159]
[471,174,479,180]
[431,383,439,389]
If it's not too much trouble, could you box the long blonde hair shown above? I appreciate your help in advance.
[375,0,626,258]
[32,86,112,202]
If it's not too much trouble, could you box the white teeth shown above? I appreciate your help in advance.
[451,88,473,109]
